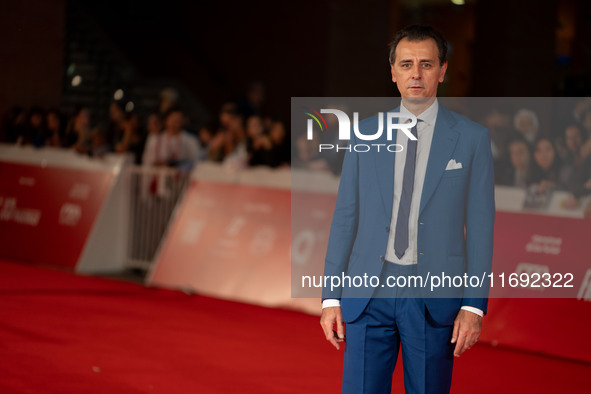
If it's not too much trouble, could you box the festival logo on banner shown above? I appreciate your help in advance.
[0,161,113,268]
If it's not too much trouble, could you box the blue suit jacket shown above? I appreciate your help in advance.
[322,104,495,326]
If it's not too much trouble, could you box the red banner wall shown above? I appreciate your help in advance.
[0,161,113,268]
[149,180,303,309]
[481,212,591,362]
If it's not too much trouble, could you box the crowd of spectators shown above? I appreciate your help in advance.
[3,93,591,211]
[0,83,290,171]
[289,97,591,212]
[488,97,591,209]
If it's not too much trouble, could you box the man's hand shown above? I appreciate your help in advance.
[320,306,345,350]
[451,309,482,357]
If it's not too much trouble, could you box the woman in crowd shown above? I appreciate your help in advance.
[579,109,591,160]
[560,125,586,190]
[117,112,144,163]
[1,106,27,143]
[197,124,214,161]
[26,106,48,148]
[63,106,93,153]
[246,115,270,167]
[497,137,532,188]
[46,108,65,147]
[267,121,290,168]
[209,103,245,163]
[141,113,164,166]
[559,125,591,207]
[530,137,562,194]
[106,101,127,151]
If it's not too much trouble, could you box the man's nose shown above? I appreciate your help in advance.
[411,64,422,79]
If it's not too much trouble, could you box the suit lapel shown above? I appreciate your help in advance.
[419,106,459,215]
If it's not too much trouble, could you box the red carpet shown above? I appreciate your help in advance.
[0,260,589,393]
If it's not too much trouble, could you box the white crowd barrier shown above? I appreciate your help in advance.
[125,166,189,270]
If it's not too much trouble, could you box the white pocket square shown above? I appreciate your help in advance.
[445,159,463,170]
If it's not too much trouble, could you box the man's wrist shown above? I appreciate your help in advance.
[460,306,483,317]
[322,299,341,309]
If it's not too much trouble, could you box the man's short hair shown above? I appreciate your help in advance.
[388,25,448,66]
[508,136,530,150]
[164,106,184,120]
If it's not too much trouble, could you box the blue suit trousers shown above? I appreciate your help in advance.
[342,262,455,394]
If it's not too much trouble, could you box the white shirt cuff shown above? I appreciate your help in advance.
[322,301,482,316]
[460,306,483,317]
[322,299,341,309]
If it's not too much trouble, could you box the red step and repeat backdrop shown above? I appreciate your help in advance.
[0,161,113,268]
[149,177,591,362]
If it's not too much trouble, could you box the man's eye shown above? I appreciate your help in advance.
[422,63,432,68]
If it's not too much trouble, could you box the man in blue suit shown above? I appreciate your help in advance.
[320,25,495,393]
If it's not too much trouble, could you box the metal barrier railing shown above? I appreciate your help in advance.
[125,166,190,270]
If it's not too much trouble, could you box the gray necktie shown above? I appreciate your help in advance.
[394,121,420,259]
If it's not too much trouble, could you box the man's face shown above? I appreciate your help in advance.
[534,139,555,170]
[565,126,582,153]
[166,112,184,133]
[147,115,162,135]
[390,38,447,98]
[509,141,530,171]
[515,114,536,134]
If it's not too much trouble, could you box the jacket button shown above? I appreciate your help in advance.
[386,226,390,232]
[380,256,385,262]
[419,222,424,225]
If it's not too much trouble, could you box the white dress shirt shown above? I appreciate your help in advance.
[323,99,482,317]
[142,130,200,166]
[384,100,437,264]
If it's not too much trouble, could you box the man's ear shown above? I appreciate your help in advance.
[390,64,396,83]
[439,61,448,83]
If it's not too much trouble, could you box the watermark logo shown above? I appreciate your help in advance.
[304,108,416,152]
[303,108,328,133]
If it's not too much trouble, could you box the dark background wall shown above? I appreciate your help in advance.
[1,0,590,123]
[470,0,558,96]
[0,0,65,116]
